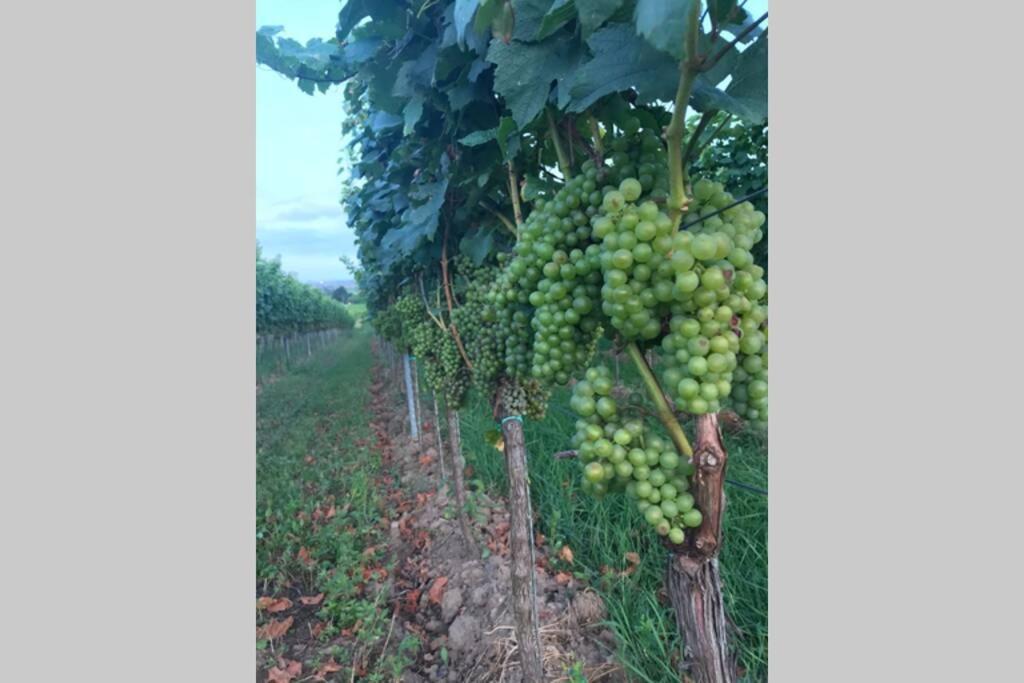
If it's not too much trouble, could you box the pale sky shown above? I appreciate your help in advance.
[255,0,767,283]
[256,0,354,283]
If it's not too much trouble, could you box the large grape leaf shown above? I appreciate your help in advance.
[575,0,624,36]
[454,0,482,42]
[403,94,425,134]
[634,0,696,59]
[460,225,500,264]
[565,24,679,112]
[487,37,583,128]
[512,0,554,42]
[382,175,450,257]
[692,32,766,123]
[536,0,578,40]
[459,128,498,146]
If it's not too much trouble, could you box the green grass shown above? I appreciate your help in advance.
[257,329,416,679]
[446,346,768,682]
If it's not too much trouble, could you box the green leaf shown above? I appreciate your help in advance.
[343,37,382,64]
[512,0,553,42]
[337,0,373,40]
[460,225,499,264]
[634,0,695,59]
[522,173,558,201]
[496,116,520,160]
[536,0,577,40]
[474,0,505,34]
[382,178,450,257]
[574,0,624,36]
[455,0,483,42]
[369,111,403,131]
[459,128,499,146]
[724,32,767,123]
[403,94,425,134]
[566,24,679,112]
[487,38,582,128]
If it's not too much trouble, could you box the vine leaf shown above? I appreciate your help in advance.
[454,0,483,43]
[575,0,624,37]
[536,0,577,40]
[488,37,582,128]
[634,0,696,60]
[566,24,679,112]
[460,225,500,264]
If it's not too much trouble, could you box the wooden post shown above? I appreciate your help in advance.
[433,393,446,482]
[497,405,543,683]
[445,407,473,544]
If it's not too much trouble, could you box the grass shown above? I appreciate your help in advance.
[441,345,768,682]
[344,302,368,327]
[256,328,417,679]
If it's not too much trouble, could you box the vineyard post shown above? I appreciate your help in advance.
[433,393,446,482]
[306,332,312,357]
[444,406,473,544]
[496,400,543,682]
[402,353,419,440]
[410,356,425,453]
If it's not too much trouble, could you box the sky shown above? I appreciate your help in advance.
[256,0,354,284]
[255,0,768,284]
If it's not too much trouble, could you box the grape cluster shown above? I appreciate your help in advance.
[450,255,504,395]
[394,294,471,408]
[497,376,550,421]
[656,179,768,418]
[569,365,702,545]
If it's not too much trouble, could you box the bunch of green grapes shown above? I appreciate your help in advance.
[370,305,403,345]
[656,178,768,417]
[729,334,768,426]
[450,255,504,395]
[569,365,702,545]
[395,294,471,408]
[497,376,550,420]
[592,177,682,341]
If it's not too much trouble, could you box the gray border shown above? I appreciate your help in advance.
[4,1,1024,681]
[2,1,254,680]
[772,1,1022,680]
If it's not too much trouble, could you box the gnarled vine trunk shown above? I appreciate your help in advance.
[667,413,736,683]
[497,405,544,683]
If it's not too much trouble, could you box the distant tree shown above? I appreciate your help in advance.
[331,285,351,303]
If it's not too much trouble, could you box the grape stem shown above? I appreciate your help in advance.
[666,0,703,229]
[481,201,518,237]
[439,230,475,371]
[625,342,694,457]
[507,161,523,231]
[546,107,573,180]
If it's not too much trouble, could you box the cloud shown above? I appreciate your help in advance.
[256,226,360,281]
[273,203,343,223]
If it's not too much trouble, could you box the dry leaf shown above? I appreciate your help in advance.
[554,572,573,586]
[304,455,316,465]
[622,552,641,577]
[324,506,336,520]
[265,598,291,613]
[428,576,449,605]
[266,659,302,683]
[559,545,574,564]
[313,658,343,681]
[310,621,326,638]
[298,547,314,566]
[299,593,324,606]
[256,597,275,609]
[257,616,294,641]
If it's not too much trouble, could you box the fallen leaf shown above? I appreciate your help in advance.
[324,506,336,520]
[256,596,275,609]
[554,572,572,586]
[298,547,314,566]
[266,598,292,613]
[266,659,302,683]
[299,593,324,606]
[428,576,449,605]
[313,658,343,681]
[257,616,294,641]
[559,545,575,564]
[310,621,325,638]
[304,455,316,465]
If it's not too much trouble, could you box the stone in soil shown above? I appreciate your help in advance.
[441,587,463,623]
[447,614,481,653]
